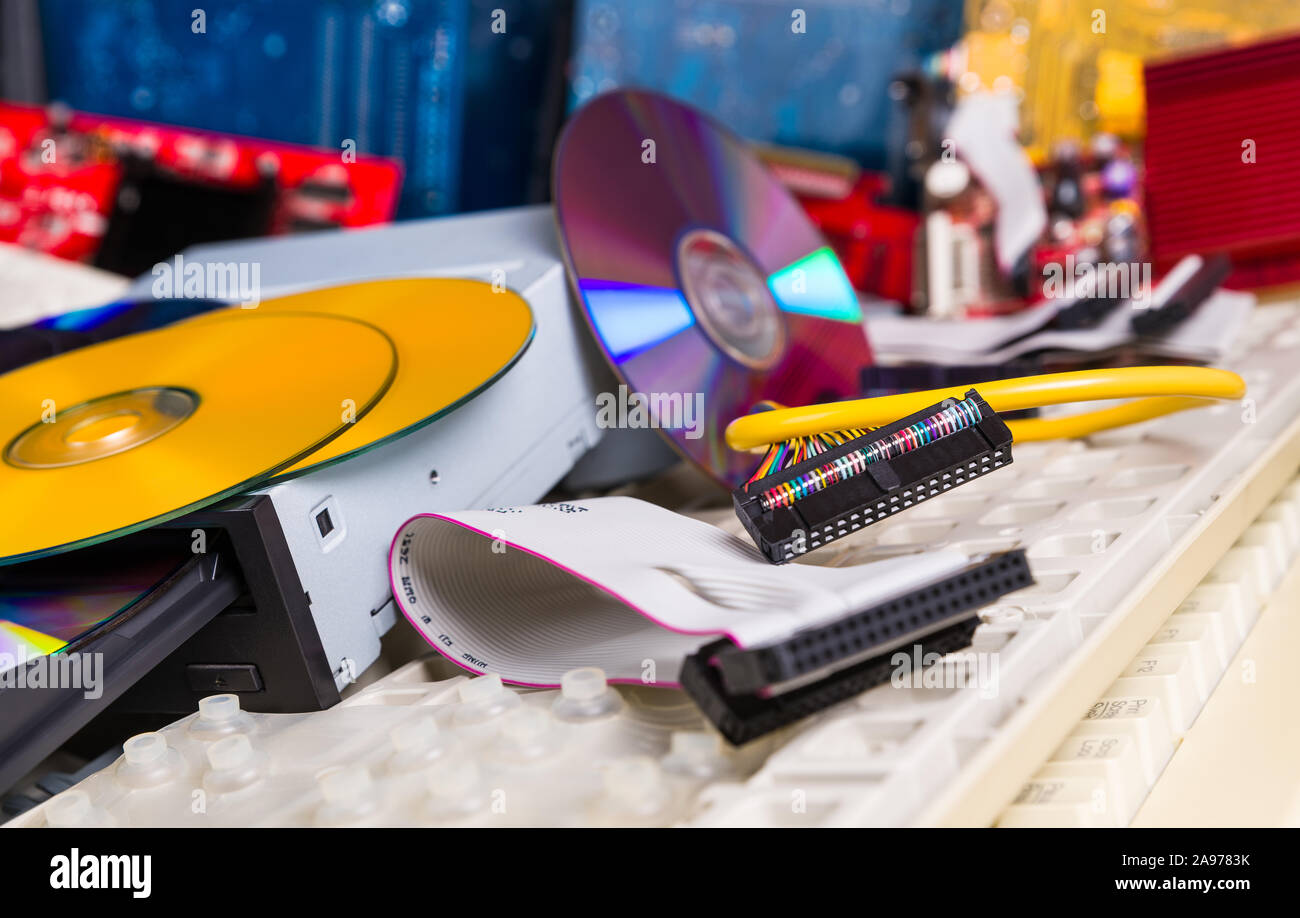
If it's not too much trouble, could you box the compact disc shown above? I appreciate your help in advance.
[30,296,224,336]
[2,298,224,376]
[1,533,194,664]
[553,89,871,486]
[0,312,396,565]
[209,278,535,479]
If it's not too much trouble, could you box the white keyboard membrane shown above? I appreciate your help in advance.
[13,303,1300,828]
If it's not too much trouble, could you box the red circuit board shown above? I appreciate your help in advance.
[0,102,402,263]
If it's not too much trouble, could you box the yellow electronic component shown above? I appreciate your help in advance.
[0,312,396,565]
[1095,49,1145,137]
[196,279,536,479]
[961,0,1300,150]
[724,366,1246,451]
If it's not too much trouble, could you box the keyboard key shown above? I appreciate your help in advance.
[998,776,1121,827]
[1262,495,1300,551]
[1110,651,1203,734]
[1043,731,1147,823]
[1166,610,1236,670]
[1205,546,1272,603]
[1234,523,1287,588]
[1177,582,1257,645]
[1146,618,1226,690]
[1075,695,1175,785]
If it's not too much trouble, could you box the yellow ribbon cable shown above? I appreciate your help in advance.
[725,367,1247,451]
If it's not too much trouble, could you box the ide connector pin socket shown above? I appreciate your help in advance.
[681,549,1034,745]
[733,389,1014,564]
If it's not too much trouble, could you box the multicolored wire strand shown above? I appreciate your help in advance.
[751,398,983,511]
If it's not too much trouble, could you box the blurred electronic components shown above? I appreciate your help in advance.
[1131,254,1232,339]
[756,144,860,203]
[959,0,1300,158]
[870,264,1254,368]
[917,203,984,317]
[569,0,963,170]
[862,361,1044,424]
[0,102,400,269]
[38,0,457,218]
[884,70,957,211]
[1094,133,1139,201]
[458,0,574,211]
[37,0,571,218]
[1048,141,1085,221]
[0,0,44,103]
[861,360,1042,398]
[946,93,1046,275]
[1144,33,1300,290]
[914,89,1150,321]
[915,92,1043,317]
[96,153,276,277]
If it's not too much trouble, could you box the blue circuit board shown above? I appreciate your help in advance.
[568,0,963,168]
[39,0,473,217]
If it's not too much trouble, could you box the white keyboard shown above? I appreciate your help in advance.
[999,481,1300,826]
[10,302,1300,828]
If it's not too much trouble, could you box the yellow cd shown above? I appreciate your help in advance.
[0,312,396,565]
[191,278,535,478]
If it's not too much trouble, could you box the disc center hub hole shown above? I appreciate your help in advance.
[65,410,143,446]
[5,387,198,469]
[676,228,784,370]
